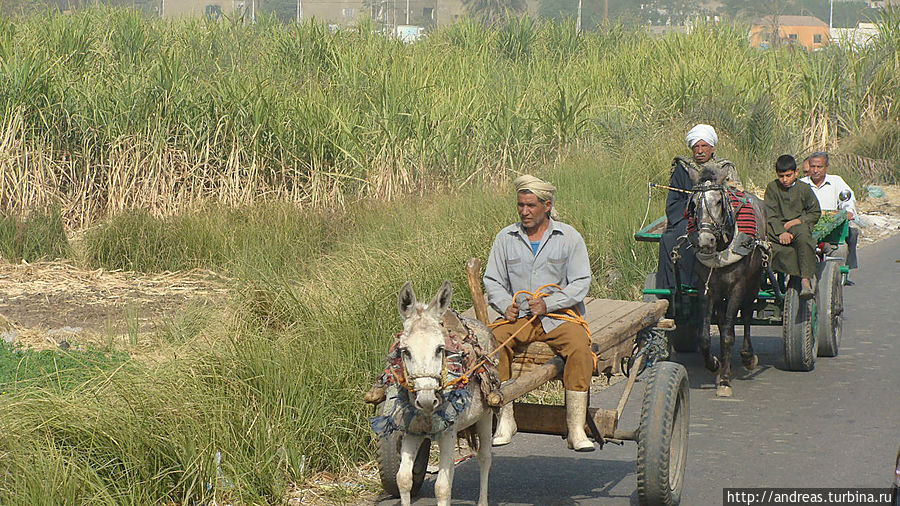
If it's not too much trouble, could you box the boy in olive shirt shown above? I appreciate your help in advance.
[765,155,821,299]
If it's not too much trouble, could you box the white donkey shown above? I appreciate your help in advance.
[395,280,494,506]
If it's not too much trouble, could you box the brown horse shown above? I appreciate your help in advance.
[686,170,766,397]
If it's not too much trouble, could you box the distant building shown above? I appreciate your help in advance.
[830,22,879,47]
[161,0,236,18]
[749,15,829,51]
[647,25,689,37]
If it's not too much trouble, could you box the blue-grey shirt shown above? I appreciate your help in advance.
[483,219,591,333]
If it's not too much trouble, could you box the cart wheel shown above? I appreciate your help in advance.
[782,277,816,371]
[816,260,843,358]
[669,323,698,353]
[637,362,689,506]
[375,399,430,497]
[670,302,700,353]
[643,271,660,303]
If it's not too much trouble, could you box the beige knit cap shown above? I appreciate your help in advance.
[514,174,559,220]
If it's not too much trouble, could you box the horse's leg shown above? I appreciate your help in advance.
[475,412,492,506]
[434,429,456,506]
[398,434,425,506]
[698,293,719,374]
[740,294,759,370]
[717,295,740,397]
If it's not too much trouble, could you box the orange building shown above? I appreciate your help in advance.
[749,15,829,51]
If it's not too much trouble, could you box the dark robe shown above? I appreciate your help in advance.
[656,158,698,290]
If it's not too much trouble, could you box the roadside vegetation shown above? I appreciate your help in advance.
[0,7,898,504]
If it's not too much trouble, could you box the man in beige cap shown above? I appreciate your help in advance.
[483,175,595,451]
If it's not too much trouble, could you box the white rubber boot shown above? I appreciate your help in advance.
[491,403,517,447]
[565,390,595,452]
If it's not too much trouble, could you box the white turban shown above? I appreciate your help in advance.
[514,174,559,220]
[685,124,718,149]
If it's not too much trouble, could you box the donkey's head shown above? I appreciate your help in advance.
[689,169,733,254]
[396,280,452,415]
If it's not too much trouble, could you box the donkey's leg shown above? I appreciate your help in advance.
[699,294,719,373]
[398,434,425,506]
[434,429,456,506]
[475,412,492,506]
[740,296,759,370]
[717,296,740,397]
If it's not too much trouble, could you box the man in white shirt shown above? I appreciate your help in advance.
[800,152,859,279]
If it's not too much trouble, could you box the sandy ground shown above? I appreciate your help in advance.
[0,185,897,504]
[0,262,229,352]
[854,184,900,246]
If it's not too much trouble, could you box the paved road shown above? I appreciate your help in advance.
[377,233,900,505]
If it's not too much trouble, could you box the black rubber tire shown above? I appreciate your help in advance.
[643,271,660,303]
[375,398,430,498]
[669,320,698,354]
[637,361,690,506]
[816,260,843,358]
[782,277,816,371]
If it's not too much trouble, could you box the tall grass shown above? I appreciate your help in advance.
[0,9,899,503]
[0,142,681,503]
[0,9,897,228]
[0,207,70,262]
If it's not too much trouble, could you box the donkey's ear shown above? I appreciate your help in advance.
[397,282,417,319]
[426,280,452,319]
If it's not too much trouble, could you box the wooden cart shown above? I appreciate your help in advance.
[375,259,691,505]
[635,211,848,371]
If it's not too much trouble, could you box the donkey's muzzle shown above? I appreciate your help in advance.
[697,231,717,253]
[412,377,441,414]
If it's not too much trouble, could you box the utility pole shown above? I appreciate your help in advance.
[405,0,409,24]
[296,0,301,23]
[828,0,833,31]
[577,0,582,32]
[604,0,608,24]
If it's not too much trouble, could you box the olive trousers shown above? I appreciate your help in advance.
[768,225,817,279]
[491,317,593,392]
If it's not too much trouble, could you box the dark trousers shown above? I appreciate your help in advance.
[846,226,859,269]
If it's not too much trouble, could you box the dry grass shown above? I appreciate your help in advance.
[287,461,381,505]
[0,260,229,355]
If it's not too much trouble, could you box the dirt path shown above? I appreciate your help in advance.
[0,261,229,351]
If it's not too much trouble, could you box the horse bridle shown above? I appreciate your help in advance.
[688,183,735,249]
[396,336,449,393]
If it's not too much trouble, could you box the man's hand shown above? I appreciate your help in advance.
[528,297,547,316]
[778,231,793,245]
[847,211,855,221]
[784,218,801,230]
[504,302,519,321]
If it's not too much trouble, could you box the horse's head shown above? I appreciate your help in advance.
[396,280,452,415]
[688,170,734,255]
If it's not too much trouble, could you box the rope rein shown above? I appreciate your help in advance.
[442,283,594,390]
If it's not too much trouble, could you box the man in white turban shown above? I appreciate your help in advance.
[685,123,718,150]
[654,124,742,292]
[483,174,595,451]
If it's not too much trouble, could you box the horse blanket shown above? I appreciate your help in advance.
[369,311,499,437]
